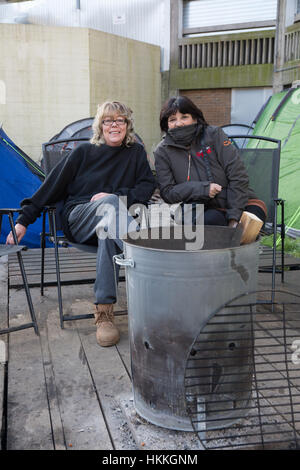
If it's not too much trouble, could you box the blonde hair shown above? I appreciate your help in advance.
[90,101,136,146]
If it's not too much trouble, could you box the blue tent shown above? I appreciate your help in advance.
[0,127,50,248]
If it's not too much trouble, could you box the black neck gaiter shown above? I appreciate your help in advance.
[167,123,202,147]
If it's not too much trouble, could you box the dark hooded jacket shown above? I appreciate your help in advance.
[154,125,257,222]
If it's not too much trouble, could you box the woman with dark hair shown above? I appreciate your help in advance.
[154,95,267,227]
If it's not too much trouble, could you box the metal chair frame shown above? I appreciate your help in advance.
[40,138,99,328]
[228,134,284,298]
[0,209,38,336]
[40,205,118,329]
[40,136,152,328]
[40,137,131,328]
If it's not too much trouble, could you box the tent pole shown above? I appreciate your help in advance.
[273,0,286,94]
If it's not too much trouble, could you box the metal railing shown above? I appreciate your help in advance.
[285,28,300,62]
[179,35,275,69]
[178,23,300,69]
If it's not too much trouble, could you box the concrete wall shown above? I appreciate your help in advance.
[0,24,161,162]
[88,28,162,159]
[0,24,90,160]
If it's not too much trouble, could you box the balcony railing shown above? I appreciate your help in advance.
[285,27,300,62]
[178,25,300,70]
[179,36,275,69]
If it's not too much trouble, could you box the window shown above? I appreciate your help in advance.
[183,0,277,35]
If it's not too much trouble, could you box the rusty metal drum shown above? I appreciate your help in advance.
[114,226,260,431]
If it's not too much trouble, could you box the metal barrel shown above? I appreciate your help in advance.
[115,226,260,431]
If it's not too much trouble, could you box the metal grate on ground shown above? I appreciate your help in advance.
[184,290,300,450]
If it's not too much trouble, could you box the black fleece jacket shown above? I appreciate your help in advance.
[17,142,156,241]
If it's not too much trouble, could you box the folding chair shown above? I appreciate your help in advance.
[40,138,129,328]
[0,209,38,335]
[227,134,284,298]
[40,138,98,327]
[40,205,99,328]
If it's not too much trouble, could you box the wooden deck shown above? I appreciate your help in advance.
[1,247,300,451]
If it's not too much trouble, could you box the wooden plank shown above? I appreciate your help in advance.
[36,303,68,450]
[8,248,129,289]
[6,286,54,450]
[116,316,131,376]
[75,317,137,450]
[43,302,113,450]
[0,257,8,450]
[5,283,113,450]
[6,333,54,450]
[0,257,8,331]
[0,362,5,449]
[10,273,97,287]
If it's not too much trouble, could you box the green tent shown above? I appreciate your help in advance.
[251,87,300,236]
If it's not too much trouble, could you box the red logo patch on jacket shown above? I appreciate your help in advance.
[196,146,212,157]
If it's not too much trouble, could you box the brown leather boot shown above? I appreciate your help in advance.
[94,303,120,347]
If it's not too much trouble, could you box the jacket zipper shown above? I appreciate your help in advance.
[187,153,191,181]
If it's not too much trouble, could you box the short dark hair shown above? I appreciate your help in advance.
[159,95,208,132]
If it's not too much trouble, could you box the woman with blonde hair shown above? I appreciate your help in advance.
[7,101,156,347]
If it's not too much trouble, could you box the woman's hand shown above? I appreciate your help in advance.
[209,183,222,198]
[228,219,238,228]
[6,223,27,245]
[90,192,112,202]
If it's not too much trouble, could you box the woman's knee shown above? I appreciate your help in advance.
[204,209,227,226]
[102,193,120,206]
[245,204,267,223]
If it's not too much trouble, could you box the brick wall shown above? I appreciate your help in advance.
[179,89,232,127]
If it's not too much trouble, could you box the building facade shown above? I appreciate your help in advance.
[0,0,164,160]
[167,0,300,127]
[0,23,161,160]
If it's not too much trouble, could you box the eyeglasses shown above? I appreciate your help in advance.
[102,118,127,126]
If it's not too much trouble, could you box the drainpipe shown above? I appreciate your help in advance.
[76,0,81,10]
[273,0,287,93]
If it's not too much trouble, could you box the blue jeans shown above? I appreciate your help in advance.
[68,194,138,304]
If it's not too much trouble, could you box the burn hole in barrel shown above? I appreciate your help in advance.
[228,342,236,351]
